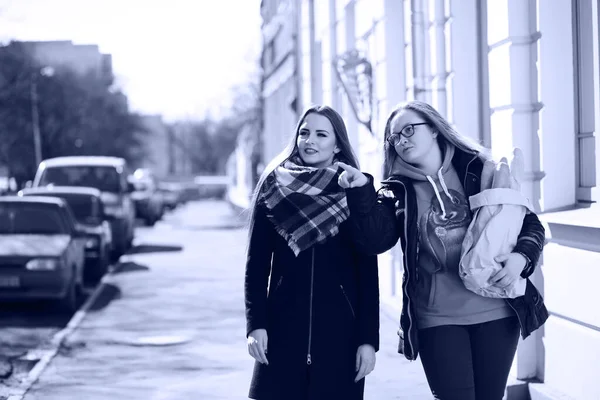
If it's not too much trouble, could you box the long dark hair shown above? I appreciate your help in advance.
[246,105,359,240]
[382,100,490,178]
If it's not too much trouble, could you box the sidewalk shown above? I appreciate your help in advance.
[18,201,431,400]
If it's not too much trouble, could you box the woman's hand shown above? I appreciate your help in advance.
[355,344,376,382]
[338,162,369,189]
[247,328,269,365]
[490,253,527,288]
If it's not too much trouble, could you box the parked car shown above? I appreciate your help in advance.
[19,186,112,285]
[157,182,183,211]
[31,156,136,258]
[194,175,228,199]
[128,170,163,226]
[0,196,86,313]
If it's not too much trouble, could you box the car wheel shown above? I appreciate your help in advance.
[111,244,124,260]
[126,228,134,249]
[57,279,79,314]
[88,252,109,286]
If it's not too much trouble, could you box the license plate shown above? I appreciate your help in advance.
[0,276,20,288]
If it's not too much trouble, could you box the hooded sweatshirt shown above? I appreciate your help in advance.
[390,143,514,329]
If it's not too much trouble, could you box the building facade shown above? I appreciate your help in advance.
[137,114,171,179]
[260,0,302,163]
[264,0,600,398]
[225,124,259,211]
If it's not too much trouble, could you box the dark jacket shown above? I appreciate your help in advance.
[345,148,548,361]
[245,204,380,400]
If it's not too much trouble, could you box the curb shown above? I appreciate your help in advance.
[6,273,113,400]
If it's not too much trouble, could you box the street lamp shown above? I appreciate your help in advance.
[30,66,54,167]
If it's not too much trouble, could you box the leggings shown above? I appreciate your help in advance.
[418,316,520,400]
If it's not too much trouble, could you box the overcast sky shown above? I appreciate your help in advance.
[0,0,263,121]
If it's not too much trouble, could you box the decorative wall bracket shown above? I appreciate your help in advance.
[333,49,374,136]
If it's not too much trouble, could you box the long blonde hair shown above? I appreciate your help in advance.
[382,100,489,178]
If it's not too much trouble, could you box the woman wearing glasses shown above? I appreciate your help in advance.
[337,100,547,400]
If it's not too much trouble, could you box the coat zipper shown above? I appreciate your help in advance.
[307,247,315,365]
[275,275,283,290]
[415,227,420,282]
[399,181,416,358]
[463,153,478,190]
[340,285,356,318]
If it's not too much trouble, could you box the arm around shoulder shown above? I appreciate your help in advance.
[345,174,403,255]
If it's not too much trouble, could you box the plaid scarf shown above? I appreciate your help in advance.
[260,159,350,256]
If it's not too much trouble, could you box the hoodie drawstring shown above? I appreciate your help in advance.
[425,169,454,218]
[437,169,453,200]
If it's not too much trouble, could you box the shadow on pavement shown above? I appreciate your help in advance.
[56,339,87,357]
[87,283,121,312]
[11,357,37,376]
[126,243,183,255]
[111,261,151,275]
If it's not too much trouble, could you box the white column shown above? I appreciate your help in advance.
[344,1,359,152]
[591,0,600,203]
[329,0,342,111]
[575,0,597,203]
[312,40,323,105]
[383,0,407,300]
[487,0,546,381]
[449,0,482,142]
[422,0,433,105]
[404,0,414,100]
[487,0,543,210]
[411,0,427,102]
[430,0,449,118]
[299,0,312,111]
[308,0,323,105]
[537,0,577,211]
[293,0,303,117]
[384,0,406,109]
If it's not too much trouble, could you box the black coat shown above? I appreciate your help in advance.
[245,204,379,400]
[345,148,548,361]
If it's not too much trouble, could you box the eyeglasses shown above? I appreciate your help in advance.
[386,123,429,147]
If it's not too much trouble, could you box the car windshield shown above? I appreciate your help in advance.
[39,166,121,193]
[0,204,68,234]
[28,193,101,225]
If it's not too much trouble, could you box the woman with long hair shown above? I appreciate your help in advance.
[245,105,380,400]
[338,100,547,400]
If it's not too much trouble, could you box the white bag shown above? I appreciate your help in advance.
[459,148,532,299]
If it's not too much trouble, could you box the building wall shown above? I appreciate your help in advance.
[225,124,257,210]
[295,0,600,398]
[139,115,170,179]
[261,0,299,165]
[168,123,195,177]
